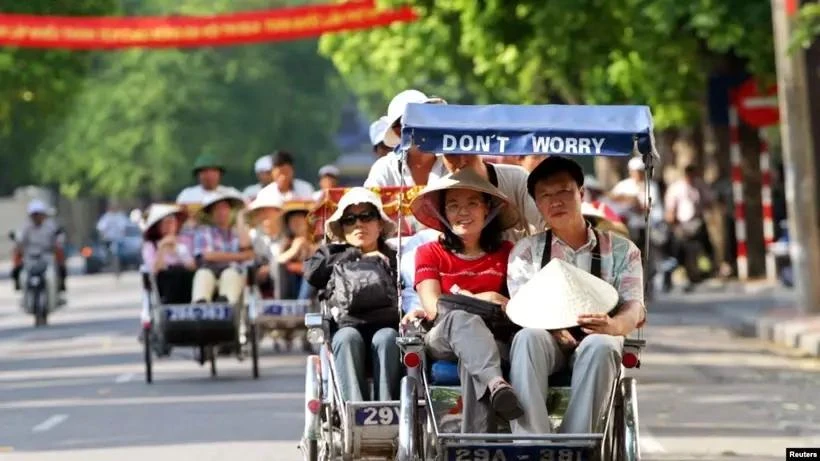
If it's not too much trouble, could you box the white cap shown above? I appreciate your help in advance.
[254,155,273,173]
[27,199,50,215]
[383,89,444,148]
[505,259,619,330]
[249,185,285,212]
[369,116,389,147]
[628,156,645,171]
[318,164,340,178]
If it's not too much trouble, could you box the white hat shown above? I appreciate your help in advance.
[201,189,245,212]
[505,259,619,330]
[27,199,50,215]
[326,187,397,241]
[142,204,184,236]
[318,164,340,178]
[382,89,446,148]
[628,156,645,171]
[584,175,603,191]
[248,186,285,212]
[369,116,389,147]
[254,155,273,173]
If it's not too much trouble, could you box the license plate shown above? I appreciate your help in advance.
[446,445,588,461]
[354,406,400,426]
[262,302,306,317]
[165,305,232,322]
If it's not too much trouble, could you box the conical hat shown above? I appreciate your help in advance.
[506,259,619,330]
[409,169,520,233]
[142,204,184,237]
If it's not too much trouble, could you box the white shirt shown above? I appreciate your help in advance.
[259,179,315,202]
[664,179,712,223]
[19,218,64,257]
[242,183,263,201]
[96,211,131,241]
[395,229,440,313]
[176,184,242,205]
[611,178,663,228]
[363,153,448,187]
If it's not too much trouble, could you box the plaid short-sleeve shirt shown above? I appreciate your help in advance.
[507,227,645,309]
[192,225,241,271]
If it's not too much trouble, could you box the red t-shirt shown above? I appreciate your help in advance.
[414,240,513,296]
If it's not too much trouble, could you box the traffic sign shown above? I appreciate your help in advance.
[733,78,780,127]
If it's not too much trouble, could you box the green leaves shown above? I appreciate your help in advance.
[320,0,775,130]
[792,3,820,52]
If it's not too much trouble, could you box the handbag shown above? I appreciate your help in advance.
[435,294,520,341]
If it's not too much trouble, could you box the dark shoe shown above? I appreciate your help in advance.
[194,298,208,304]
[488,379,524,421]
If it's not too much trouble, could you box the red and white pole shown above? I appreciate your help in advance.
[759,131,777,281]
[728,104,749,280]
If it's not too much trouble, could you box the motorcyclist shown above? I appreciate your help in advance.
[12,200,67,304]
[96,201,131,263]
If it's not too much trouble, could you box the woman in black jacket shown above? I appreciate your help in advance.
[303,187,401,402]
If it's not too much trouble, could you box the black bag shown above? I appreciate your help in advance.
[328,256,397,315]
[436,294,520,341]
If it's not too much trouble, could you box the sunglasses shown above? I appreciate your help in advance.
[339,210,380,227]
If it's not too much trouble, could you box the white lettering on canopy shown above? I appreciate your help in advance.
[440,134,606,155]
[532,136,606,154]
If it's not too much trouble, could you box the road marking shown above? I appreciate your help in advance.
[32,414,68,433]
[115,372,134,383]
[640,429,665,454]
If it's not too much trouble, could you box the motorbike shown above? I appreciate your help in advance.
[8,231,61,327]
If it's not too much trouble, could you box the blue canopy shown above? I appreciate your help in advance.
[399,103,658,157]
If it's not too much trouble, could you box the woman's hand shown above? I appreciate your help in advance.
[550,329,578,351]
[158,235,176,250]
[401,308,433,326]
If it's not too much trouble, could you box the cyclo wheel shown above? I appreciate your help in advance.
[209,346,217,377]
[143,326,153,384]
[303,439,318,461]
[397,376,420,461]
[250,323,260,379]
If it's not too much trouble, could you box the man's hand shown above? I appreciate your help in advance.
[577,313,623,336]
[550,329,578,351]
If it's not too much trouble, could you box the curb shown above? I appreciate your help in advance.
[741,308,820,358]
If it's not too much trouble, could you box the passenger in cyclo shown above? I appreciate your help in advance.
[369,116,392,158]
[312,164,341,202]
[279,202,316,300]
[242,154,275,202]
[190,190,255,305]
[401,169,525,433]
[303,187,402,402]
[141,204,196,304]
[247,187,286,299]
[505,156,646,435]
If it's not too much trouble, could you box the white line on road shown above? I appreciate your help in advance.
[640,429,666,454]
[31,414,68,433]
[114,373,134,383]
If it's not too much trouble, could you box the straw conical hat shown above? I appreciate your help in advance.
[409,169,520,233]
[506,259,619,330]
[142,204,184,236]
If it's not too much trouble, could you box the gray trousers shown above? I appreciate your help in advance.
[426,310,509,433]
[509,329,623,435]
[332,326,401,401]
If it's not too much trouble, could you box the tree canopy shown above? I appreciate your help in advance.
[320,0,775,129]
[4,0,348,199]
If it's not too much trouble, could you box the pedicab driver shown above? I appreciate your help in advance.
[506,156,645,435]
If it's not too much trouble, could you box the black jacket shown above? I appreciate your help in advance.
[303,241,399,329]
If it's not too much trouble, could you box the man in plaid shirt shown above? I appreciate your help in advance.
[506,156,646,436]
[191,191,255,304]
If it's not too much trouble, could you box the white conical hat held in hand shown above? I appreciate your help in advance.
[506,259,619,330]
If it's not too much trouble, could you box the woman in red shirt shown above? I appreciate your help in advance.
[403,168,523,434]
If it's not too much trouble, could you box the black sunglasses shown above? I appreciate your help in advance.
[339,210,380,227]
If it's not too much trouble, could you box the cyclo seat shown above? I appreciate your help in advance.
[430,360,574,387]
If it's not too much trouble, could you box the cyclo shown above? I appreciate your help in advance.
[394,103,653,461]
[299,185,425,460]
[141,195,261,383]
[250,199,316,354]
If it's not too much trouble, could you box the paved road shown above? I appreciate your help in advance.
[0,274,818,460]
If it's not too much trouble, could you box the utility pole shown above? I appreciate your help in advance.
[770,0,820,314]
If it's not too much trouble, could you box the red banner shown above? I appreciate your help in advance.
[0,1,416,49]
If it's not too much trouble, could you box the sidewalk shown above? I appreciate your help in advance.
[696,278,820,358]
